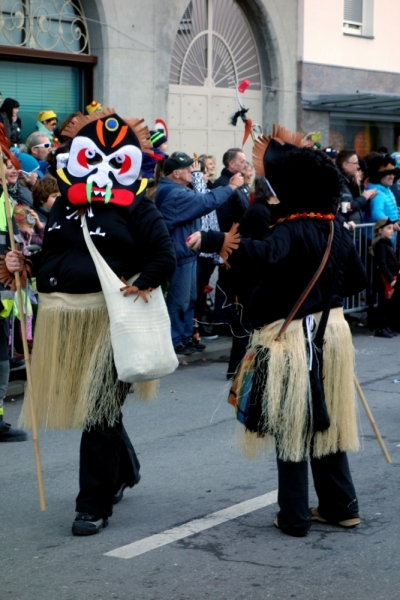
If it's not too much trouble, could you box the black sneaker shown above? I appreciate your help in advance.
[114,475,141,505]
[71,513,108,536]
[0,421,28,442]
[174,344,196,355]
[375,329,393,338]
[185,340,206,351]
[386,328,398,337]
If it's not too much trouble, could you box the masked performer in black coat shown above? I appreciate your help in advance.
[4,110,176,536]
[187,126,367,537]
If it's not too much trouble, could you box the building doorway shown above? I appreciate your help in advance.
[168,0,262,167]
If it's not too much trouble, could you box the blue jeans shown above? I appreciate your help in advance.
[166,260,197,348]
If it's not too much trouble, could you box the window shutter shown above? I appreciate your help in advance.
[0,61,82,140]
[344,0,363,24]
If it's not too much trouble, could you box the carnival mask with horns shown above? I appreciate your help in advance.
[56,109,151,208]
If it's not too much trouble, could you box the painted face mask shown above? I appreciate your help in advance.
[56,111,150,208]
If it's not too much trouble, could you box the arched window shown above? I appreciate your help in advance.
[168,0,262,165]
[169,0,261,90]
[0,0,89,54]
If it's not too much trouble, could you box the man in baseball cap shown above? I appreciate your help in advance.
[155,151,243,355]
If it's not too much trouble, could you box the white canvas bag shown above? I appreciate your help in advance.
[82,216,178,383]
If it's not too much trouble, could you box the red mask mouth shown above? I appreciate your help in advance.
[67,183,134,207]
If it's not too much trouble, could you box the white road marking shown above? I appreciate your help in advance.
[105,490,278,560]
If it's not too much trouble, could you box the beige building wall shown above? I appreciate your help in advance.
[85,0,299,154]
[299,0,400,73]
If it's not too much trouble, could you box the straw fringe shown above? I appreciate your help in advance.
[234,421,274,460]
[234,308,358,462]
[313,319,359,457]
[20,292,159,430]
[135,380,160,401]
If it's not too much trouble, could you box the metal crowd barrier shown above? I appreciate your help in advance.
[344,222,376,314]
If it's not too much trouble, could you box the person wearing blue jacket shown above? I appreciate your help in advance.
[364,154,400,245]
[155,151,243,354]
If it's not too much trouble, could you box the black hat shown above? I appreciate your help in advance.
[373,217,397,235]
[150,129,167,148]
[368,154,400,184]
[164,151,193,175]
[323,147,338,158]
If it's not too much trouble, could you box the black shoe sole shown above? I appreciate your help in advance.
[72,518,108,536]
[0,435,28,442]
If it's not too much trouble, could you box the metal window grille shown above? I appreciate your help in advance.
[0,0,89,54]
[169,0,261,90]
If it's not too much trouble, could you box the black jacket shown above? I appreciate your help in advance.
[239,203,272,240]
[214,168,250,231]
[340,176,368,224]
[35,194,176,295]
[0,113,22,146]
[202,219,367,329]
[373,237,399,287]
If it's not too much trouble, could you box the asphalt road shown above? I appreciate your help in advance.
[2,329,400,600]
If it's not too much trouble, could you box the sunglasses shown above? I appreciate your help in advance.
[33,143,51,148]
[20,169,39,177]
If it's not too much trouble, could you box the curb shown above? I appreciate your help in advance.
[176,336,231,364]
[6,380,25,399]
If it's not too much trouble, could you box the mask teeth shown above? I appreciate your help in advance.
[86,181,93,204]
[104,185,112,204]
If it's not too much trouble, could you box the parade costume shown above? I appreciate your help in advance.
[4,110,176,533]
[197,127,368,536]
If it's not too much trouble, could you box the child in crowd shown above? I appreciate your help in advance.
[370,217,400,338]
[31,176,60,222]
[13,204,44,253]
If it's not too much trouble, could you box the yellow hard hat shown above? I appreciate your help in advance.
[86,101,102,114]
[37,110,57,122]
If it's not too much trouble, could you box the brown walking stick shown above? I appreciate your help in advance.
[354,376,392,464]
[0,150,46,510]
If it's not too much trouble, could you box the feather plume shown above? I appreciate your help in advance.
[252,124,306,177]
[0,253,32,291]
[61,109,151,153]
[0,125,21,170]
[230,108,249,127]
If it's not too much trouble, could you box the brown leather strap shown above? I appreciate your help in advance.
[275,221,334,341]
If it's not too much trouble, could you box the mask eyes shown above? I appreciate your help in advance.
[77,148,103,169]
[109,154,132,175]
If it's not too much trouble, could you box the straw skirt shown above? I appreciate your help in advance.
[234,307,359,462]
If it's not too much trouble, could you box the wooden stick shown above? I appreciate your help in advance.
[354,376,392,464]
[0,155,46,510]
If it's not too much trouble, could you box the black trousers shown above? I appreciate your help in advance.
[227,286,253,376]
[75,412,141,518]
[195,256,215,322]
[276,451,359,537]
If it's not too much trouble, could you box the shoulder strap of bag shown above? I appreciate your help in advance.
[275,220,334,341]
[313,224,343,346]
